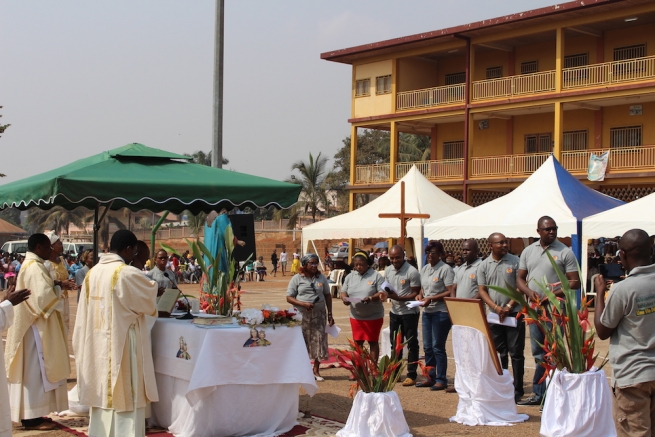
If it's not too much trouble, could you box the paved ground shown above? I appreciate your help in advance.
[11,271,612,436]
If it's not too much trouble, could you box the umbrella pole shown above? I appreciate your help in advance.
[92,201,113,263]
[150,211,170,264]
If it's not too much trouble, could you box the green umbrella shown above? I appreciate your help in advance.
[0,143,301,257]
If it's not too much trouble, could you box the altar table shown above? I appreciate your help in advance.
[149,318,317,437]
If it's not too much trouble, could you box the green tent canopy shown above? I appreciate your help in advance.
[0,143,301,259]
[0,143,300,214]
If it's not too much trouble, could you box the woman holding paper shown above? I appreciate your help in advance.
[416,241,455,390]
[340,251,386,363]
[286,253,334,381]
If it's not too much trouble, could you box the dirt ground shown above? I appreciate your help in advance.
[12,270,612,436]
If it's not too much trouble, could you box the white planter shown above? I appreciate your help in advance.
[337,391,412,437]
[540,368,616,437]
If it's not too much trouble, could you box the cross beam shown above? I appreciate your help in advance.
[378,181,430,248]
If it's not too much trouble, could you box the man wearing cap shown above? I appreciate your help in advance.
[478,232,525,403]
[385,244,421,387]
[517,216,580,406]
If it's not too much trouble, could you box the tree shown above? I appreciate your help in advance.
[0,208,21,227]
[325,130,430,213]
[275,152,329,229]
[185,150,229,166]
[184,210,207,240]
[24,206,89,235]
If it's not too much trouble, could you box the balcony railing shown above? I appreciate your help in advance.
[354,145,655,185]
[472,71,556,101]
[396,83,465,110]
[563,55,655,89]
[355,164,390,184]
[396,159,464,181]
[471,153,550,177]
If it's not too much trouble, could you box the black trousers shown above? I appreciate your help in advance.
[389,312,420,379]
[490,316,526,398]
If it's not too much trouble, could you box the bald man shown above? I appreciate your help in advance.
[595,229,655,437]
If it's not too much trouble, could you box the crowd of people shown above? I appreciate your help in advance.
[0,217,653,436]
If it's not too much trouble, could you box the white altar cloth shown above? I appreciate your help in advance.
[150,318,317,437]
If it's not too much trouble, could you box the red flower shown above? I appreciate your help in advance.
[394,331,403,357]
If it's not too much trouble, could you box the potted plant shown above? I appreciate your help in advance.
[490,252,615,437]
[334,331,412,437]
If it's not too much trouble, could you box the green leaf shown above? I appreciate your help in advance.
[159,243,182,258]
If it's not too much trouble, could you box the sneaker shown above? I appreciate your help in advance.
[401,378,416,387]
[517,394,542,406]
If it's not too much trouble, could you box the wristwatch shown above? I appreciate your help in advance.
[505,303,513,309]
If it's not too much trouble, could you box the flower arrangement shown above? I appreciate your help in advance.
[490,251,607,382]
[162,240,251,316]
[237,305,302,328]
[335,330,407,397]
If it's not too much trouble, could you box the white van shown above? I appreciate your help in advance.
[62,241,92,258]
[1,240,28,256]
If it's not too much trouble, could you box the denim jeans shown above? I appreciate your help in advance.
[421,311,452,385]
[389,312,420,379]
[490,316,526,398]
[529,321,551,400]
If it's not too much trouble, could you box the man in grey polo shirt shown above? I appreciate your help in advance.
[595,229,655,437]
[478,232,524,403]
[454,239,481,299]
[517,216,580,406]
[385,244,421,386]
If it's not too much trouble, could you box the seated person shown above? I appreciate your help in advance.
[254,256,267,281]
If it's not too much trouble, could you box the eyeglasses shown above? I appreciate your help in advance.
[307,262,319,266]
[538,226,558,232]
[426,251,440,255]
[492,240,509,245]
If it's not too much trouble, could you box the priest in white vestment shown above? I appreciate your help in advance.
[0,286,31,436]
[73,230,158,437]
[5,233,72,431]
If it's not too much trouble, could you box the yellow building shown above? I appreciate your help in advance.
[322,0,655,209]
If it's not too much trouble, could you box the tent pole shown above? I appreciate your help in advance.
[151,211,170,264]
[310,240,324,271]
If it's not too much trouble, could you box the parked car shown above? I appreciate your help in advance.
[0,239,28,256]
[328,245,362,263]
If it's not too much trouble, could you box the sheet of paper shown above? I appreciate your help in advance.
[381,281,397,294]
[406,300,423,309]
[325,323,341,338]
[343,297,363,303]
[157,288,180,313]
[487,312,518,328]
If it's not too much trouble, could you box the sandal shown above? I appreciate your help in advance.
[314,375,325,382]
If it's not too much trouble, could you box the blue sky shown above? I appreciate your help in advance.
[0,0,557,184]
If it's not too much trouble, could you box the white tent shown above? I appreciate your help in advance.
[581,192,655,286]
[301,166,472,265]
[424,156,623,256]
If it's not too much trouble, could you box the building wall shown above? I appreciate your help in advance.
[604,24,655,59]
[437,56,466,86]
[353,60,393,118]
[564,34,598,63]
[397,57,438,92]
[515,40,556,73]
[435,122,465,159]
[602,102,655,148]
[473,50,510,81]
[470,118,508,157]
[512,113,554,154]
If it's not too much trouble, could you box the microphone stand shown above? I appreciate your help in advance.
[164,272,194,320]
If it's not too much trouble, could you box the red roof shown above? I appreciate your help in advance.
[321,0,627,63]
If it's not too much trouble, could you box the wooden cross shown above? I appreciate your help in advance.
[378,181,430,248]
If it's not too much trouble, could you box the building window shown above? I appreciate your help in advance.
[520,61,538,75]
[355,79,370,97]
[375,75,392,95]
[563,130,588,151]
[443,141,464,159]
[445,72,466,85]
[524,133,552,153]
[564,53,589,68]
[486,66,502,79]
[610,126,642,148]
[613,44,646,61]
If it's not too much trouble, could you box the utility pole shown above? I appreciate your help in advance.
[211,0,225,168]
